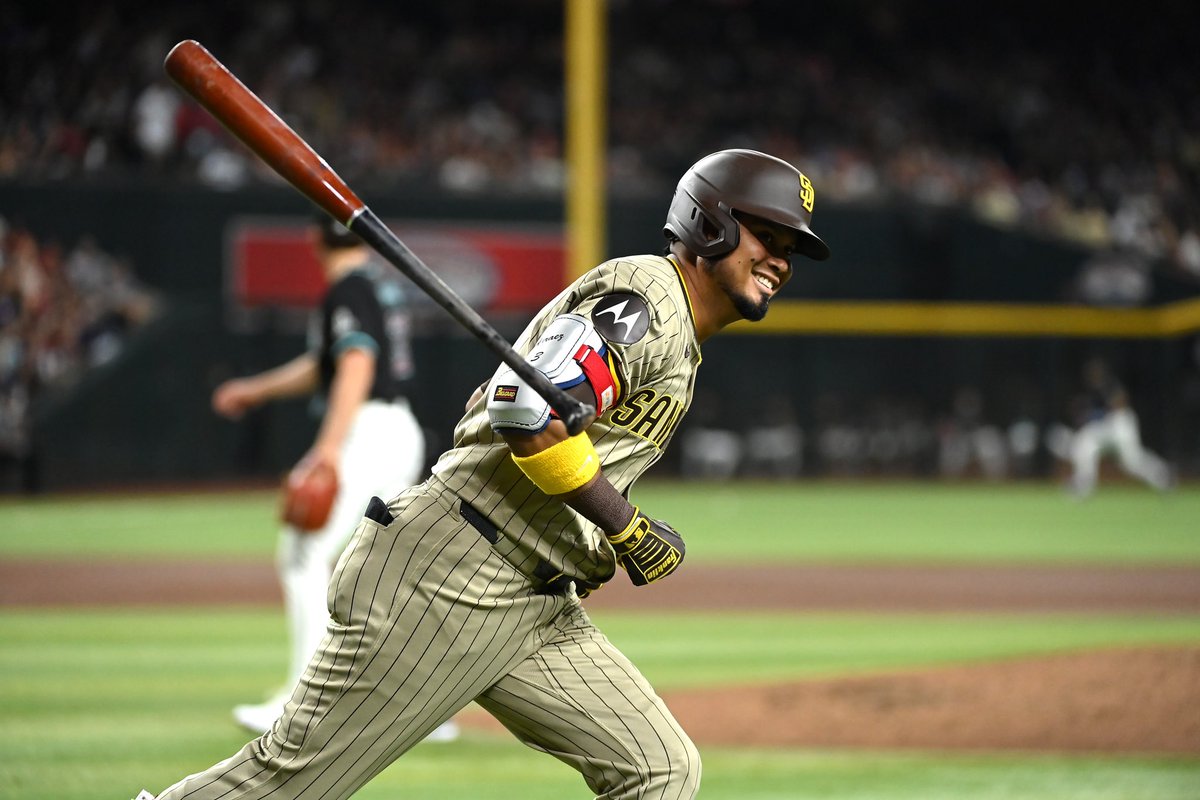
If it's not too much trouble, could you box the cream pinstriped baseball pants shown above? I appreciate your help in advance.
[156,477,700,799]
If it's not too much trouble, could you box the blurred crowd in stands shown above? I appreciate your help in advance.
[1,1,1196,485]
[679,387,1014,482]
[3,0,1198,280]
[678,376,1188,485]
[0,219,159,464]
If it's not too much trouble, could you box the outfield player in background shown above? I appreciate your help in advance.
[1063,356,1174,497]
[209,215,458,742]
[139,149,830,800]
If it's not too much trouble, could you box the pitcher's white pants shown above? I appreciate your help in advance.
[278,399,424,690]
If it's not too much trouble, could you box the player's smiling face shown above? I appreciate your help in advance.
[704,212,797,322]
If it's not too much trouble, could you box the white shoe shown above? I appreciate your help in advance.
[424,720,460,743]
[232,698,286,734]
[132,792,157,800]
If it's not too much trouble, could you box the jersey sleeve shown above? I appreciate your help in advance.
[325,277,385,358]
[567,259,693,396]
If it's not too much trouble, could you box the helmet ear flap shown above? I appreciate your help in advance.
[691,198,740,258]
[665,192,740,259]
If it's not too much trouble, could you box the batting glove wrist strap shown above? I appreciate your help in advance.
[606,508,685,586]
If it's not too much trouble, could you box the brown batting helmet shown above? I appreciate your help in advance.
[663,149,830,261]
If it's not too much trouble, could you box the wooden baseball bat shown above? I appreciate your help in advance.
[164,39,594,435]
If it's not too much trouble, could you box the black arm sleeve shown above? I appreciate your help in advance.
[563,473,637,534]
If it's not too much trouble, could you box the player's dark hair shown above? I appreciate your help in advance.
[313,212,363,249]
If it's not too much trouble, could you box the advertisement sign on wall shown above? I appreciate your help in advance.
[226,217,566,319]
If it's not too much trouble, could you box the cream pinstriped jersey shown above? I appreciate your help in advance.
[430,254,702,586]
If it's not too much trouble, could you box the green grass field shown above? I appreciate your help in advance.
[2,480,1197,564]
[1,481,1198,799]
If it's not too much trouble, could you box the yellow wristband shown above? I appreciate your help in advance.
[512,433,600,495]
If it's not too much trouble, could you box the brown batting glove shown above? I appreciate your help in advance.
[605,508,685,586]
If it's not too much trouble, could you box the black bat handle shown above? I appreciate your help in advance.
[349,209,596,436]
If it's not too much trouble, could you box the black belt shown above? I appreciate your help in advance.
[459,499,573,594]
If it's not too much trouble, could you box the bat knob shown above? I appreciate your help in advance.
[561,403,597,436]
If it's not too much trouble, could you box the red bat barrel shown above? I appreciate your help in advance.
[163,39,364,226]
[163,40,594,434]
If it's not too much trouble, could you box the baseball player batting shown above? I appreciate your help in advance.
[136,148,830,800]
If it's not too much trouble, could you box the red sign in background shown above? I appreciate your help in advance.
[227,220,566,312]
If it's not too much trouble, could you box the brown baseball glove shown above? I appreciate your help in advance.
[280,460,339,532]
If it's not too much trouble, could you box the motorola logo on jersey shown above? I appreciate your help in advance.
[591,293,650,345]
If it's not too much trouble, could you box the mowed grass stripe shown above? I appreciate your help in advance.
[4,609,1199,693]
[1,481,1196,564]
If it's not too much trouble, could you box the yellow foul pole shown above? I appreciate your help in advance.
[565,0,606,281]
